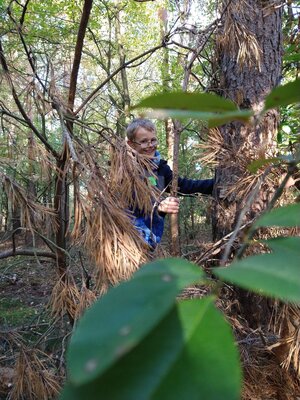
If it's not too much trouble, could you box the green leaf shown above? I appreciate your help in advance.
[253,203,300,229]
[140,109,252,126]
[152,299,241,400]
[214,237,300,303]
[207,110,253,128]
[61,298,241,400]
[263,236,300,256]
[67,258,204,385]
[135,92,238,112]
[264,79,300,110]
[284,53,300,63]
[247,157,280,173]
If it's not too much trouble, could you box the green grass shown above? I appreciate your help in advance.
[0,298,36,327]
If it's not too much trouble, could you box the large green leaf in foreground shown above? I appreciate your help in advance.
[214,236,300,303]
[264,79,300,110]
[66,258,204,385]
[136,92,238,112]
[134,92,253,128]
[253,203,300,229]
[61,298,241,400]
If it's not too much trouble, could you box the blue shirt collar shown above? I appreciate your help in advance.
[152,150,161,166]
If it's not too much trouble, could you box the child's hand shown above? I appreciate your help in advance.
[158,197,180,214]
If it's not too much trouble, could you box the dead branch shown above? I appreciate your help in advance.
[7,3,47,93]
[0,248,56,260]
[221,166,272,265]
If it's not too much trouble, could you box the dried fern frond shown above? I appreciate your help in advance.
[1,174,57,233]
[268,304,300,376]
[197,128,225,167]
[69,140,157,292]
[8,348,61,400]
[48,273,81,320]
[281,324,300,376]
[31,142,57,183]
[75,284,97,320]
[72,183,149,292]
[198,127,278,206]
[109,142,160,215]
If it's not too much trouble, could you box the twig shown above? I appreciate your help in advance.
[221,166,272,265]
[0,40,59,158]
[74,42,169,115]
[79,251,91,289]
[195,221,253,264]
[236,167,296,260]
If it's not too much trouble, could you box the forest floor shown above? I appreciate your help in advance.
[0,234,72,399]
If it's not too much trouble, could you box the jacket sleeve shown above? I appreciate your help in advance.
[163,163,214,195]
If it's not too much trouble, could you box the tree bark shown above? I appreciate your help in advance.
[213,0,282,242]
[170,121,181,256]
[212,0,283,330]
[68,0,94,110]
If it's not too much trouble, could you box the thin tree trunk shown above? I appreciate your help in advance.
[68,0,94,110]
[115,6,130,136]
[170,120,181,256]
[25,132,37,246]
[55,0,93,276]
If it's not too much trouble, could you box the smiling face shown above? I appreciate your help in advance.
[128,127,158,157]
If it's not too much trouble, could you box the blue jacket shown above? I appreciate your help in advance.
[133,152,214,248]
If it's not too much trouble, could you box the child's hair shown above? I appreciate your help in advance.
[126,118,156,140]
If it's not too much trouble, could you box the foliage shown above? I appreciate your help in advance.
[135,92,253,128]
[62,79,300,399]
[1,1,300,399]
[61,259,241,400]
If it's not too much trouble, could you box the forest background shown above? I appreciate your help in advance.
[0,0,300,399]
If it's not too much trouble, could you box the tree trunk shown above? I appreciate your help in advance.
[170,120,181,256]
[25,133,37,246]
[212,0,283,330]
[213,0,282,242]
[54,153,68,276]
[115,5,130,136]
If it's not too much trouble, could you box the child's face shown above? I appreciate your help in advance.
[129,127,158,158]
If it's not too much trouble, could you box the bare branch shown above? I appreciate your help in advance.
[7,4,47,92]
[19,0,31,26]
[68,0,94,111]
[0,40,59,158]
[74,42,168,115]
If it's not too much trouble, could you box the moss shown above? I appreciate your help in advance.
[0,298,36,327]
